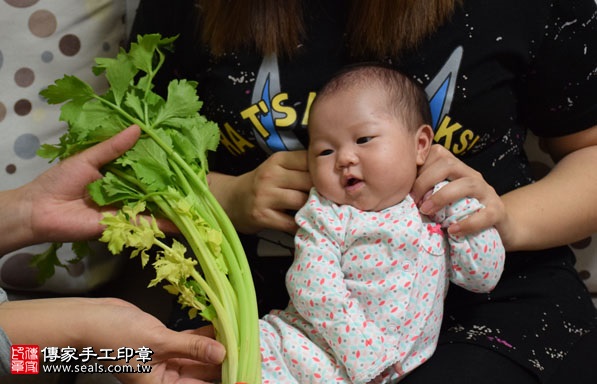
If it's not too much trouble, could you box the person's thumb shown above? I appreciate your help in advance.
[162,330,226,364]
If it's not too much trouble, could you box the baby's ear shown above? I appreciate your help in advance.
[415,124,434,165]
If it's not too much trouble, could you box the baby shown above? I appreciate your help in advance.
[259,64,505,383]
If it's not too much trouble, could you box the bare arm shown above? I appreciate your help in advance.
[500,125,597,251]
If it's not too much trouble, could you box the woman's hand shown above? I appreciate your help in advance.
[0,297,225,384]
[209,150,312,234]
[411,144,506,237]
[28,125,141,242]
[99,299,224,384]
[0,126,142,256]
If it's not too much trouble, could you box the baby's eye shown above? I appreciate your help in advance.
[356,136,373,144]
[319,149,334,156]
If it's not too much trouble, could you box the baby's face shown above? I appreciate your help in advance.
[308,86,425,211]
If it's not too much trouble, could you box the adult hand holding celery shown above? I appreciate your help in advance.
[38,34,260,384]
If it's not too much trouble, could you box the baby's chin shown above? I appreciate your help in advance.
[346,193,409,212]
[317,186,408,211]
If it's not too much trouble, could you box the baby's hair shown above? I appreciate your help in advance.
[314,63,432,131]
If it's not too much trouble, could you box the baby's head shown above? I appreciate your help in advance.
[307,64,433,211]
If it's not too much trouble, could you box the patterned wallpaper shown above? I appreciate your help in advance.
[0,0,127,293]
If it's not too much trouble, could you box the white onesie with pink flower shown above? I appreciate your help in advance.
[259,183,505,383]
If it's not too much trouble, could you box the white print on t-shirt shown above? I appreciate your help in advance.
[223,46,481,159]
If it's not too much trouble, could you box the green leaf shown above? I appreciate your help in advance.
[159,114,219,176]
[94,51,138,106]
[99,202,163,256]
[128,34,176,75]
[153,80,202,125]
[70,100,127,142]
[40,75,95,104]
[88,172,145,206]
[36,143,63,162]
[29,242,65,284]
[150,239,196,286]
[124,91,145,121]
[122,136,174,192]
[70,241,91,264]
[200,304,217,322]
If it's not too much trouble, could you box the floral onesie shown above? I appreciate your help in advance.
[259,184,505,383]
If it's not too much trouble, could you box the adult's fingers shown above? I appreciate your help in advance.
[419,177,487,215]
[418,178,504,236]
[257,186,308,233]
[160,330,226,365]
[171,360,223,383]
[183,325,216,339]
[412,145,482,203]
[78,125,141,169]
[448,207,501,236]
[260,151,312,192]
[272,150,308,171]
[280,168,313,193]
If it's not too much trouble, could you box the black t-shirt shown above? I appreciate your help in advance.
[133,0,596,194]
[132,0,597,284]
[132,1,597,379]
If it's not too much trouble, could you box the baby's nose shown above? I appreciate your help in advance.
[336,150,358,168]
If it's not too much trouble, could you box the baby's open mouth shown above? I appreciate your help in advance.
[345,177,362,187]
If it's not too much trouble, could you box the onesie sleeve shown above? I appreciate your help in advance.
[430,184,505,293]
[289,190,391,384]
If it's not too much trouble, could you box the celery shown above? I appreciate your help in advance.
[37,34,261,384]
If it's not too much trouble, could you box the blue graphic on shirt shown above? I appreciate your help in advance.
[252,54,303,153]
[259,75,287,151]
[250,47,464,154]
[425,46,462,133]
[429,77,450,131]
